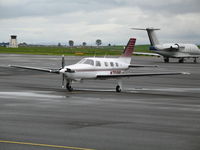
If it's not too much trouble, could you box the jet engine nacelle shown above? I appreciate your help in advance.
[173,43,185,49]
[156,44,179,50]
[160,43,185,50]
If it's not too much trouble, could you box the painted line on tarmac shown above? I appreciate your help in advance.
[0,140,95,150]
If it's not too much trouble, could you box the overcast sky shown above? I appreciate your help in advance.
[0,0,200,45]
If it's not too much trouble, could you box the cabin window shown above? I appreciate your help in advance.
[110,62,114,67]
[77,58,86,64]
[115,62,119,67]
[78,59,94,66]
[96,61,101,66]
[104,62,108,67]
[83,59,94,66]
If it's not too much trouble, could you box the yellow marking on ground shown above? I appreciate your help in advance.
[0,140,95,150]
[75,52,84,55]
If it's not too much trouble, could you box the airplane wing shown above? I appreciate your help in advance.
[129,64,158,67]
[134,52,160,57]
[9,65,60,74]
[96,72,189,79]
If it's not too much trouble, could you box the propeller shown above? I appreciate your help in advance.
[62,55,65,68]
[59,55,75,88]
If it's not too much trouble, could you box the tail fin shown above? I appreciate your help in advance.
[121,38,136,57]
[131,28,160,46]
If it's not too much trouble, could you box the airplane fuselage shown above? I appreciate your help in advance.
[151,43,200,58]
[60,57,129,80]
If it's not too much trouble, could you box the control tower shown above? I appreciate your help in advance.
[9,35,18,48]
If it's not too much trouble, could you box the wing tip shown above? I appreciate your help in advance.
[181,72,190,75]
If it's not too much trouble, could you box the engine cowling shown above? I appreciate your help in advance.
[173,43,185,49]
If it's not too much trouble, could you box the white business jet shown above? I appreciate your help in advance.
[10,38,188,92]
[132,28,200,63]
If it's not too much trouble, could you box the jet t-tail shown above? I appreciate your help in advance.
[10,38,189,92]
[132,28,200,63]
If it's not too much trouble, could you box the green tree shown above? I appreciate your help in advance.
[96,39,102,46]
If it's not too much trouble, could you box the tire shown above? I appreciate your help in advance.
[164,57,169,63]
[66,83,73,92]
[179,58,184,63]
[116,85,121,92]
[194,58,197,63]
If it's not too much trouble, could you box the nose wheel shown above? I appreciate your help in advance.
[66,81,73,92]
[116,85,121,92]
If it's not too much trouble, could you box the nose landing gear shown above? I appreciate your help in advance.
[116,85,121,92]
[116,80,122,92]
[179,58,184,63]
[66,80,73,92]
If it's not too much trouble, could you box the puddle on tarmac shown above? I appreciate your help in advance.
[0,91,63,99]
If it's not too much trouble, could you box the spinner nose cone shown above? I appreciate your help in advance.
[59,68,66,73]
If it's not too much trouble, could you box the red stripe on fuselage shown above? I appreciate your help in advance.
[70,68,127,72]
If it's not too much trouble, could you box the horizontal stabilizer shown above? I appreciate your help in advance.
[131,28,160,31]
[131,27,160,46]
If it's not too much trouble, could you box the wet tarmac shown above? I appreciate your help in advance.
[0,54,200,150]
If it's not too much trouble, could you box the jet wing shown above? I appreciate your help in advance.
[9,65,60,74]
[134,52,160,57]
[96,72,189,79]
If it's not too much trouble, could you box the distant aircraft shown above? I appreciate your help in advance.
[10,38,188,92]
[132,28,200,63]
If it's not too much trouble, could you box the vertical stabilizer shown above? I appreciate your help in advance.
[146,28,160,46]
[121,38,136,57]
[131,28,160,46]
[119,38,136,64]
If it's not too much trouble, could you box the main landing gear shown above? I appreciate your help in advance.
[194,58,197,63]
[164,57,169,63]
[178,58,184,63]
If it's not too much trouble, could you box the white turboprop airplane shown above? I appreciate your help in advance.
[132,28,200,63]
[10,38,189,92]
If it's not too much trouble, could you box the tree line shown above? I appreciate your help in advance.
[58,39,105,47]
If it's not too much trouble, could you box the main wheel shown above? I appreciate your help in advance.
[116,85,121,92]
[66,82,73,92]
[179,58,184,63]
[194,58,197,63]
[164,57,169,63]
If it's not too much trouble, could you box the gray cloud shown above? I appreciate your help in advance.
[1,0,199,19]
[0,0,200,45]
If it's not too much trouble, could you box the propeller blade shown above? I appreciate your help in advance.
[62,55,65,69]
[131,28,147,30]
[62,74,65,88]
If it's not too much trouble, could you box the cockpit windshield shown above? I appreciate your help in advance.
[77,59,94,66]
